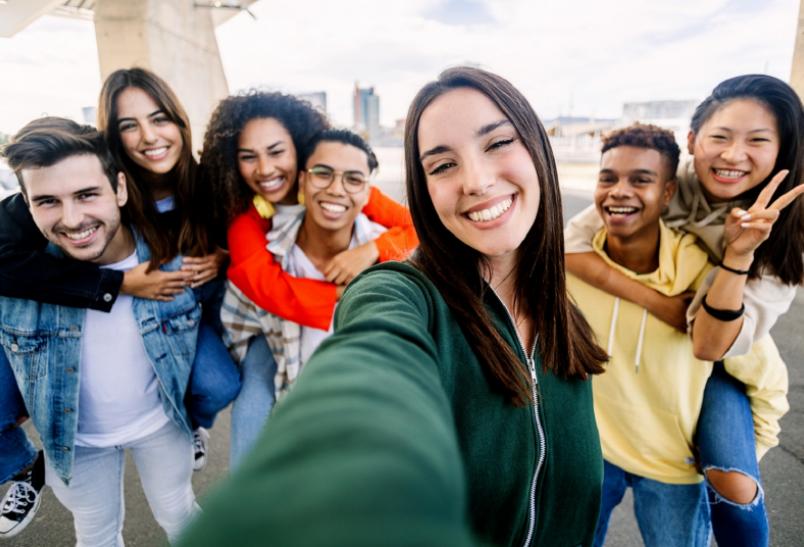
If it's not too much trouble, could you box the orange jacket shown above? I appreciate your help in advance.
[226,186,418,330]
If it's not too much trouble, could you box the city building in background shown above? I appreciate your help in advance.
[353,82,380,142]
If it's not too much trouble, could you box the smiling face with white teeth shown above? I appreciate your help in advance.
[23,154,133,264]
[299,141,370,233]
[688,98,780,202]
[237,117,299,205]
[116,86,183,176]
[595,145,676,247]
[418,87,540,272]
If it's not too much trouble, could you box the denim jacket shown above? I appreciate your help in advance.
[0,231,199,484]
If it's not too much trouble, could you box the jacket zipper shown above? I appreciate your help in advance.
[489,290,546,547]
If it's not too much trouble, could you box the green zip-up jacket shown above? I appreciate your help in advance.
[180,262,602,547]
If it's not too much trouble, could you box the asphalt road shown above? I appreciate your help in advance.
[2,190,802,546]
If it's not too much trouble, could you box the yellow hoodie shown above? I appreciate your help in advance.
[568,221,788,484]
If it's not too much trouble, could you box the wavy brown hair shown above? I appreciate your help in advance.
[404,66,606,405]
[199,90,330,225]
[97,68,220,265]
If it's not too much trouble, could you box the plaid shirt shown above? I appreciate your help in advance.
[221,204,386,397]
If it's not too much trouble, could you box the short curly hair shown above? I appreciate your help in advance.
[601,123,680,178]
[199,90,330,224]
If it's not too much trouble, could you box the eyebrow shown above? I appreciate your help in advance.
[599,168,658,177]
[117,109,163,124]
[309,163,367,175]
[712,126,775,134]
[419,119,513,161]
[476,119,511,136]
[237,140,284,153]
[29,185,100,203]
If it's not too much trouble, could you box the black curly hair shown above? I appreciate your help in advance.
[199,90,330,224]
[601,123,681,179]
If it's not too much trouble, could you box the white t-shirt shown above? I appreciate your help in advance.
[74,251,170,447]
[286,245,333,366]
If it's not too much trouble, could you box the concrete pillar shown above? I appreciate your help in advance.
[93,0,229,154]
[792,0,804,99]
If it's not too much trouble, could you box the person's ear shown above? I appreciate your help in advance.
[686,131,696,155]
[115,172,128,207]
[662,178,677,209]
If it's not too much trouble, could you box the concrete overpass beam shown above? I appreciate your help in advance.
[93,0,229,153]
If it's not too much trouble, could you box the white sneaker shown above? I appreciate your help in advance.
[192,427,210,472]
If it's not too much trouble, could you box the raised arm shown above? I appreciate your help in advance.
[692,171,803,359]
[177,270,473,547]
[226,206,339,330]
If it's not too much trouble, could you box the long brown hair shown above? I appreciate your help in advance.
[404,66,606,405]
[97,68,220,265]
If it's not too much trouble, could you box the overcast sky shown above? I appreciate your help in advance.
[0,0,799,135]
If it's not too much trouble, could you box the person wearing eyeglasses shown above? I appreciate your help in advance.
[220,128,387,437]
[201,92,418,467]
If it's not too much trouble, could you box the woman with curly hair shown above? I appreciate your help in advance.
[200,90,417,465]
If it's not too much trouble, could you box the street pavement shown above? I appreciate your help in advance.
[2,190,802,546]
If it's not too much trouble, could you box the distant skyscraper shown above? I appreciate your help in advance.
[353,82,380,140]
[297,91,327,114]
[81,106,97,126]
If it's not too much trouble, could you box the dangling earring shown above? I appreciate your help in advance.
[252,194,275,219]
[297,188,305,206]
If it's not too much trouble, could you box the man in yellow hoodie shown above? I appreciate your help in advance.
[567,124,787,547]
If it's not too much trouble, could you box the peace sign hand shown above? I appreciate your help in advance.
[723,170,804,259]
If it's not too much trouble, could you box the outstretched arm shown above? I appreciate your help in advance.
[0,194,192,308]
[0,193,123,311]
[565,253,691,332]
[177,270,473,547]
[226,206,339,331]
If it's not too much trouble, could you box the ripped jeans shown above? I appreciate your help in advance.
[696,361,768,547]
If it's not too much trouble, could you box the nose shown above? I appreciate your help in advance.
[608,178,631,199]
[721,141,748,163]
[140,122,157,144]
[326,173,348,196]
[256,154,272,176]
[61,200,84,228]
[461,154,493,196]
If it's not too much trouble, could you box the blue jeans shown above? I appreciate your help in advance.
[594,460,710,547]
[0,349,36,483]
[45,420,199,546]
[229,335,276,469]
[187,323,242,429]
[696,361,768,547]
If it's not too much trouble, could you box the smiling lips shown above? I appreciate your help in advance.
[61,224,99,246]
[603,205,639,216]
[257,176,286,193]
[712,167,749,183]
[142,146,169,160]
[465,195,514,223]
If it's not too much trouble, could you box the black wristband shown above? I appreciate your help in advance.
[702,295,745,321]
[719,262,750,276]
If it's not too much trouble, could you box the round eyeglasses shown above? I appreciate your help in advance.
[306,166,368,194]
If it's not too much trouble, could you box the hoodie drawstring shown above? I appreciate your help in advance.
[607,297,648,373]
